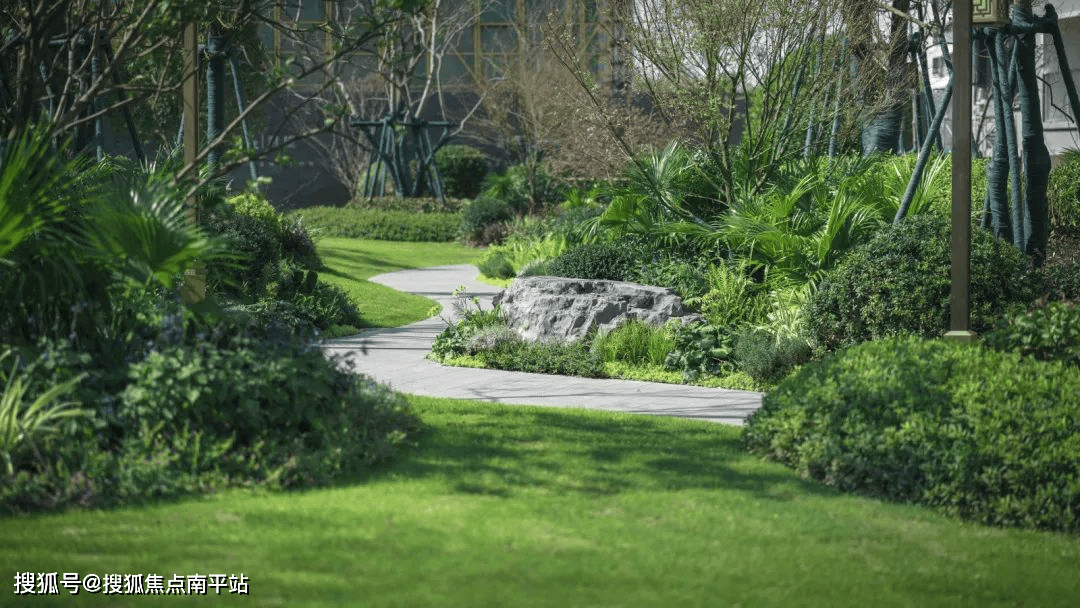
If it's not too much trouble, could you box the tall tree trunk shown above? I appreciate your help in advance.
[1014,1,1051,265]
[985,29,1013,243]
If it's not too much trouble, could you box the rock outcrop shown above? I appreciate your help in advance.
[492,276,704,343]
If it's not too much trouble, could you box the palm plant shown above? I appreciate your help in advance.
[0,123,232,348]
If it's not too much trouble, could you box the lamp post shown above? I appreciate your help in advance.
[946,0,1009,342]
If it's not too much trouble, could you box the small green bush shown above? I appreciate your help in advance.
[292,207,463,242]
[436,145,489,199]
[743,336,1080,534]
[591,319,675,367]
[477,250,516,280]
[733,327,811,384]
[1048,150,1080,231]
[545,243,638,282]
[982,300,1080,367]
[460,196,512,245]
[805,214,1041,352]
[280,215,320,266]
[662,323,737,380]
[226,192,284,234]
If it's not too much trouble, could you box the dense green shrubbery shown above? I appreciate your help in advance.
[982,300,1080,368]
[1,332,422,513]
[743,337,1080,533]
[479,340,606,378]
[545,242,638,282]
[805,214,1040,352]
[293,206,462,242]
[0,127,408,514]
[460,196,513,245]
[1048,150,1080,231]
[435,145,489,199]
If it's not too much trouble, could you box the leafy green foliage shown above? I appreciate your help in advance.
[202,205,283,299]
[544,243,638,282]
[805,214,1041,352]
[689,262,770,328]
[733,327,811,384]
[477,250,516,280]
[481,161,565,215]
[226,192,284,235]
[743,337,1080,533]
[478,340,605,378]
[459,196,512,245]
[0,351,87,476]
[435,144,489,199]
[1047,149,1080,231]
[293,207,463,242]
[629,258,710,300]
[662,323,737,380]
[982,300,1080,367]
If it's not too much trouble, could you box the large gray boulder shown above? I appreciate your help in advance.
[492,276,704,343]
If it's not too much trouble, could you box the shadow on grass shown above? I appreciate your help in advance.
[375,398,837,503]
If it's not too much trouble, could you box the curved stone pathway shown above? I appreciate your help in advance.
[322,265,764,426]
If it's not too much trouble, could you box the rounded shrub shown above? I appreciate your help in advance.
[805,214,1040,352]
[743,336,1080,533]
[435,144,489,199]
[460,196,512,245]
[477,250,516,280]
[226,192,283,234]
[1048,151,1080,232]
[544,243,638,282]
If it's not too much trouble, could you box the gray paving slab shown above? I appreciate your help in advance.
[322,264,764,426]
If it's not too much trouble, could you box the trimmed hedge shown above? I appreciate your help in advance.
[743,336,1080,533]
[290,206,463,242]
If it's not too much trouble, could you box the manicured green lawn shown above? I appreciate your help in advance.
[316,238,481,328]
[3,396,1077,607]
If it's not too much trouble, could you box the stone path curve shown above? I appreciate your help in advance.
[322,265,764,426]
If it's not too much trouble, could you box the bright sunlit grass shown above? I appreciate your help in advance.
[316,238,481,328]
[2,395,1077,607]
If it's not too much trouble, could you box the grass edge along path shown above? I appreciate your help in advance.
[2,395,1078,607]
[316,238,481,329]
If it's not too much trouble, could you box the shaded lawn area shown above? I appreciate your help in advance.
[316,238,481,329]
[2,396,1077,607]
